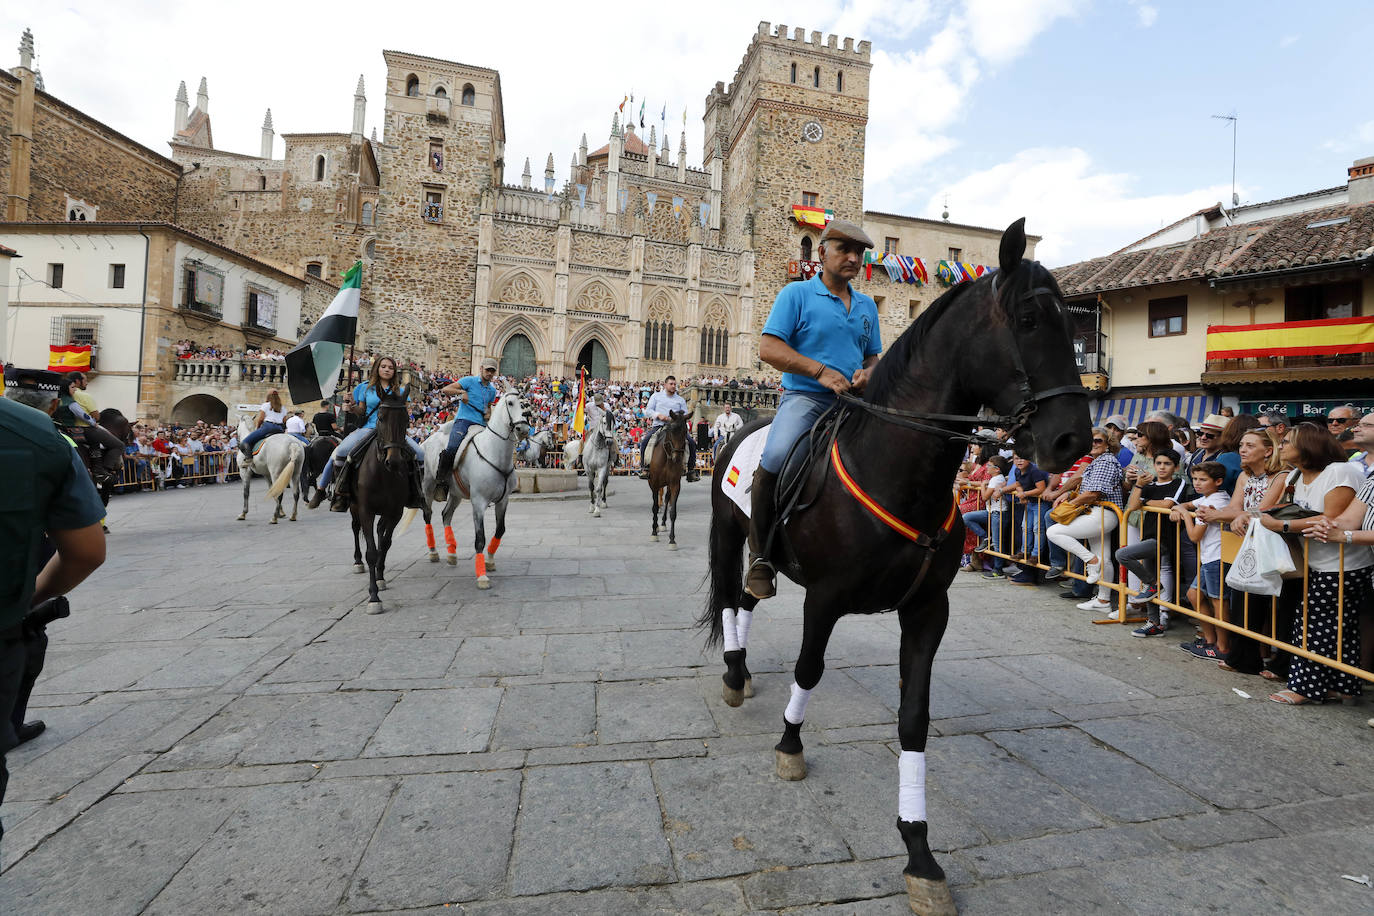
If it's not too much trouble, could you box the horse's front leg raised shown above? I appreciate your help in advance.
[896,594,955,916]
[471,497,491,589]
[775,597,839,781]
[236,465,251,521]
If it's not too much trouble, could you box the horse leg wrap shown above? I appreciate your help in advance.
[474,553,486,578]
[736,609,753,649]
[722,608,740,652]
[444,527,457,554]
[784,683,812,726]
[487,537,502,557]
[425,525,436,550]
[898,751,928,823]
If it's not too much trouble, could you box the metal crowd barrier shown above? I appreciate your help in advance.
[117,450,242,492]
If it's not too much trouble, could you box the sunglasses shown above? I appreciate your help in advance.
[1328,418,1352,424]
[1197,431,1216,438]
[1091,437,1106,444]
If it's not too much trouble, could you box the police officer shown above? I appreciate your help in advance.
[1,367,107,843]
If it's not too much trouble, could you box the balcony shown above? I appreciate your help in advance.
[1202,316,1374,385]
[686,383,780,420]
[1074,331,1110,392]
[173,358,287,386]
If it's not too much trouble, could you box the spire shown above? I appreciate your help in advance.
[370,126,377,142]
[196,76,208,114]
[611,113,620,137]
[545,152,555,174]
[351,73,366,138]
[18,28,34,70]
[648,125,656,150]
[521,157,532,189]
[579,132,588,167]
[260,108,274,159]
[679,131,687,155]
[174,80,190,133]
[544,152,556,196]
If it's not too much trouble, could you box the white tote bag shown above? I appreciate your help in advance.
[1224,521,1288,597]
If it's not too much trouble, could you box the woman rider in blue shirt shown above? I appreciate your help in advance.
[308,356,424,509]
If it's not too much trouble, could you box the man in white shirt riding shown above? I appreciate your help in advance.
[712,404,743,443]
[638,375,698,481]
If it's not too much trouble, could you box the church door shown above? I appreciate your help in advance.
[576,339,610,379]
[500,334,537,379]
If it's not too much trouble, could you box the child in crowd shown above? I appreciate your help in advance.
[1116,451,1187,636]
[1171,461,1230,659]
[962,456,1011,579]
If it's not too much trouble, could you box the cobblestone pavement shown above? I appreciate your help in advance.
[2,479,1372,915]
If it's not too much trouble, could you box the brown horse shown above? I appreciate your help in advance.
[350,393,411,613]
[646,409,688,549]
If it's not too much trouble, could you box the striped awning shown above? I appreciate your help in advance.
[1091,394,1220,429]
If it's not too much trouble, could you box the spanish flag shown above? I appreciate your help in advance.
[571,366,588,434]
[791,205,833,228]
[49,344,91,372]
[1206,316,1374,360]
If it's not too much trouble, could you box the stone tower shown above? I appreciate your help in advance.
[371,51,505,369]
[704,22,871,336]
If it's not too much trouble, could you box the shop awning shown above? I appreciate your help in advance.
[1091,394,1220,429]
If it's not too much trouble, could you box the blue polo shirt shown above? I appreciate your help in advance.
[762,273,881,394]
[455,375,498,425]
[352,382,407,430]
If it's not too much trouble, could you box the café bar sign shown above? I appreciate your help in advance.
[1239,399,1374,418]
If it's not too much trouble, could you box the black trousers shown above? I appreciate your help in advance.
[0,634,27,843]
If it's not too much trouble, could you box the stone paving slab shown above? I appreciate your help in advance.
[1,482,1371,915]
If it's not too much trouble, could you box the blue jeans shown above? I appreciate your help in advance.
[446,419,479,451]
[241,422,283,452]
[289,433,309,445]
[1013,499,1051,562]
[317,427,424,488]
[759,390,835,474]
[640,425,697,466]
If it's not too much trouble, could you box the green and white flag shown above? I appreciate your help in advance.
[286,260,361,404]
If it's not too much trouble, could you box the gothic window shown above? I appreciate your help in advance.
[315,155,326,181]
[813,66,820,87]
[433,86,447,98]
[800,236,812,261]
[644,298,674,362]
[306,262,323,278]
[837,71,844,92]
[361,202,374,225]
[68,209,86,221]
[405,75,419,97]
[699,302,729,367]
[65,197,96,221]
[790,62,797,83]
[461,84,475,106]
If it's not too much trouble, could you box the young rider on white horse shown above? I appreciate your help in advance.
[637,375,699,482]
[432,357,500,500]
[307,356,425,511]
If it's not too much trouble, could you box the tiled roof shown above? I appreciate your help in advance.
[1058,201,1374,296]
[588,129,651,159]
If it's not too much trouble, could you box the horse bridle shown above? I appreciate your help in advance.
[374,401,409,461]
[839,268,1087,444]
[469,395,526,481]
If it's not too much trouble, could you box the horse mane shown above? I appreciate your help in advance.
[863,278,981,405]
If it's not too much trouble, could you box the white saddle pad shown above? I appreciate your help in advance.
[719,425,771,518]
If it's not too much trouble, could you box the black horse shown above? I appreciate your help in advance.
[350,394,411,613]
[302,435,340,504]
[698,220,1090,915]
[83,408,134,509]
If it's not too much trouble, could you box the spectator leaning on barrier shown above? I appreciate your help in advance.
[1262,422,1370,706]
[1171,461,1230,661]
[1005,452,1051,586]
[964,455,1011,579]
[1102,415,1135,469]
[1047,426,1124,613]
[1117,450,1187,636]
[1308,473,1374,672]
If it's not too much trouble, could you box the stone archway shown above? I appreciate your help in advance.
[172,393,228,424]
[500,333,538,379]
[575,339,610,379]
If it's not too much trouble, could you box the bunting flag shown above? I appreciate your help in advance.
[571,366,588,434]
[618,187,629,213]
[646,191,657,214]
[672,196,683,216]
[934,261,992,286]
[619,95,627,113]
[285,260,361,404]
[699,202,710,228]
[576,184,588,208]
[1206,315,1374,360]
[791,205,833,227]
[862,250,875,280]
[48,344,91,373]
[881,254,903,282]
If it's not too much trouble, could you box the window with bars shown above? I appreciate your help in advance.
[181,262,224,318]
[49,315,101,348]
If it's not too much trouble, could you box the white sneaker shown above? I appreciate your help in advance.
[1077,597,1111,612]
[1084,559,1102,585]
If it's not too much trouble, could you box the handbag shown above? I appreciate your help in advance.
[1263,469,1320,521]
[1049,498,1087,525]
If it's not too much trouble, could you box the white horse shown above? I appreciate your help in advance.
[234,419,305,523]
[418,393,530,588]
[522,428,556,467]
[562,437,581,471]
[582,408,617,517]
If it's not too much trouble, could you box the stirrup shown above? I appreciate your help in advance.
[745,557,776,599]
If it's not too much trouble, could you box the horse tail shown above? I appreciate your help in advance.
[396,506,418,538]
[698,482,745,649]
[267,452,297,500]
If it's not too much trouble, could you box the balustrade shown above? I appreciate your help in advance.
[171,358,287,386]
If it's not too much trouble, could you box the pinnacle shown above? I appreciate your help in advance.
[176,80,188,102]
[355,74,365,95]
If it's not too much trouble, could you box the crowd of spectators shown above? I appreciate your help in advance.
[958,403,1374,705]
[174,340,287,361]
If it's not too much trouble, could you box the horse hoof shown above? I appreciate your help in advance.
[446,555,457,567]
[485,557,496,571]
[353,563,365,574]
[668,542,679,551]
[905,874,957,916]
[722,684,744,707]
[236,514,246,521]
[366,601,384,615]
[592,508,601,518]
[429,552,439,563]
[477,576,491,590]
[269,518,278,525]
[650,535,659,542]
[775,749,807,781]
[743,678,754,699]
[377,579,386,591]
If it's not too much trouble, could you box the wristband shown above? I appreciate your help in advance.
[1346,530,1355,545]
[812,363,825,380]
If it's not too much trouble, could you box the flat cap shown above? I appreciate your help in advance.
[818,220,874,249]
[479,357,498,371]
[4,366,65,392]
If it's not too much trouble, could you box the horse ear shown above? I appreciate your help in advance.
[999,217,1027,275]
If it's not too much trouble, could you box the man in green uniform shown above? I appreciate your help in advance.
[1,367,107,844]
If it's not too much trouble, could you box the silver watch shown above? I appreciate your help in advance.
[1346,530,1355,545]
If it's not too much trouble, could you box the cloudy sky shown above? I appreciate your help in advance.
[5,0,1370,264]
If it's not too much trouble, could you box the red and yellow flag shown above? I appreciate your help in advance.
[49,344,91,372]
[1206,316,1374,360]
[571,366,587,434]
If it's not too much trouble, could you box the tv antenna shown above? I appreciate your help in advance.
[1212,111,1238,208]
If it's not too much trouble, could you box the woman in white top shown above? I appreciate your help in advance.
[239,388,288,456]
[1308,475,1374,673]
[1259,422,1371,705]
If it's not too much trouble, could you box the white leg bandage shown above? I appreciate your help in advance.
[735,609,753,649]
[784,683,812,725]
[898,751,928,823]
[722,608,740,652]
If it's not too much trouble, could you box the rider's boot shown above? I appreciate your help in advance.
[329,460,352,512]
[744,468,779,599]
[307,458,342,509]
[686,459,701,483]
[434,447,456,500]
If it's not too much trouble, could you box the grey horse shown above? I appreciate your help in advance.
[234,418,305,524]
[582,407,617,517]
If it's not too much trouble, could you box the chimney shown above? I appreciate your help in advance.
[1349,155,1374,206]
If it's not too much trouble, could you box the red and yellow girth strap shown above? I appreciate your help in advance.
[830,440,957,545]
